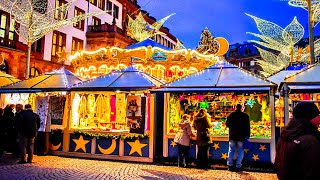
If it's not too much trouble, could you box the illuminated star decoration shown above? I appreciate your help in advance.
[127,139,148,156]
[127,12,175,42]
[245,14,318,77]
[244,148,249,154]
[170,140,177,148]
[221,153,228,160]
[245,98,256,108]
[252,154,260,161]
[72,135,90,152]
[259,144,267,152]
[213,143,220,150]
[57,47,70,63]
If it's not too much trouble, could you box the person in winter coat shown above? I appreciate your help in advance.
[226,104,250,172]
[2,104,15,154]
[193,108,212,169]
[275,102,320,180]
[174,114,192,167]
[16,104,39,164]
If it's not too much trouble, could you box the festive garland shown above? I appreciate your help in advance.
[73,129,150,140]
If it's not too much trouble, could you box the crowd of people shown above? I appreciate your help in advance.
[0,104,40,164]
[174,104,250,172]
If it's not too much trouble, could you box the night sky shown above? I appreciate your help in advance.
[137,0,320,49]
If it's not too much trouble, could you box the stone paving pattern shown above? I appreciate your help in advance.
[0,155,277,180]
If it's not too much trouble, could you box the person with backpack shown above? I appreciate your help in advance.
[226,104,250,172]
[16,104,39,164]
[275,102,320,180]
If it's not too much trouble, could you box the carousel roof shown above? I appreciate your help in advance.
[157,62,276,92]
[71,66,164,91]
[0,68,82,92]
[0,71,20,87]
[125,38,171,50]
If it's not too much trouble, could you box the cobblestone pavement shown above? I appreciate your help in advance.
[0,155,277,180]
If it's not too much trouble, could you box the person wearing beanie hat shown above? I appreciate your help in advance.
[275,102,320,180]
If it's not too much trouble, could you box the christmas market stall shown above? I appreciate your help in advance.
[0,71,20,107]
[280,63,320,125]
[156,62,277,164]
[0,68,82,154]
[51,66,163,162]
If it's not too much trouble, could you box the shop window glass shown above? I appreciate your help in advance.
[167,93,271,139]
[29,67,40,78]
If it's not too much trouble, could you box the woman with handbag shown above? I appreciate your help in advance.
[174,114,192,167]
[193,108,212,170]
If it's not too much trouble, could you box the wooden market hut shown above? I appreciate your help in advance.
[0,71,20,107]
[154,62,277,164]
[280,63,320,125]
[52,66,164,162]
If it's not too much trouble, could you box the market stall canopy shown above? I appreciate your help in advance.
[71,66,164,91]
[155,62,276,92]
[125,38,172,50]
[280,63,320,93]
[0,68,82,93]
[0,71,20,87]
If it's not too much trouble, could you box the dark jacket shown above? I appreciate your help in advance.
[193,114,210,146]
[2,107,14,132]
[226,110,250,142]
[275,118,320,180]
[16,109,39,138]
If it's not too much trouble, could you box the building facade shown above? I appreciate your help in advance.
[0,0,177,79]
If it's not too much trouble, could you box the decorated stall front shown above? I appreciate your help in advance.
[50,66,163,162]
[280,63,320,125]
[0,68,82,154]
[157,62,277,164]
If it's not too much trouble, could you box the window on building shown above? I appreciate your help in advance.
[106,1,112,15]
[92,16,101,26]
[97,0,105,10]
[243,61,251,67]
[0,12,8,39]
[89,0,97,6]
[31,37,44,53]
[0,60,8,74]
[245,48,252,55]
[71,37,84,55]
[29,67,40,78]
[73,7,85,31]
[55,0,68,20]
[51,31,66,61]
[113,4,119,19]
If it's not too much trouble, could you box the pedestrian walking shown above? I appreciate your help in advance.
[16,104,39,164]
[226,104,250,172]
[275,102,320,180]
[174,114,192,167]
[193,108,212,170]
[2,104,15,154]
[11,104,24,158]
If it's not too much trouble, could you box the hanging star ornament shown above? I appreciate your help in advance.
[259,144,267,152]
[244,148,249,154]
[221,153,228,160]
[245,98,256,108]
[57,47,70,63]
[127,139,148,156]
[213,143,220,150]
[72,135,90,152]
[127,12,175,42]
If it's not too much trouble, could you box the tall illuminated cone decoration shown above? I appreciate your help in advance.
[196,28,219,55]
[246,14,320,77]
[0,0,107,78]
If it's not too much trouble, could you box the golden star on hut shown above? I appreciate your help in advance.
[252,154,260,161]
[170,140,177,148]
[127,139,148,156]
[212,143,220,150]
[259,145,267,152]
[72,135,90,152]
[221,153,228,160]
[57,47,70,63]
